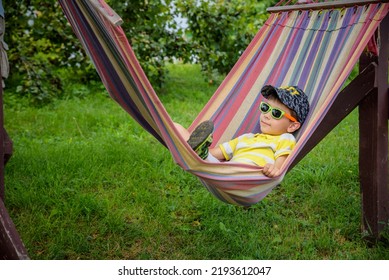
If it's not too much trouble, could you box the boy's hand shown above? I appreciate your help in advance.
[262,163,281,178]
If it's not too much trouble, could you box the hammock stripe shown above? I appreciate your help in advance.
[59,0,388,206]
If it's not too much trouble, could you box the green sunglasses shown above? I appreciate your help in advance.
[259,101,297,122]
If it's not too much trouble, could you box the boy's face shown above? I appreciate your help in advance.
[259,98,301,135]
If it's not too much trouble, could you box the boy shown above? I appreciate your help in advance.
[176,85,309,178]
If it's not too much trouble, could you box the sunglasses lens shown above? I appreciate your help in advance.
[260,102,270,113]
[272,109,283,119]
[260,101,289,120]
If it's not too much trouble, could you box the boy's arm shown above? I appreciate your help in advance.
[262,155,288,178]
[209,146,226,161]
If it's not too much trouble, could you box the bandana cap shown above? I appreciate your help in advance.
[261,85,310,124]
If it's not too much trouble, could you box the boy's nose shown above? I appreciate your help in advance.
[263,111,271,119]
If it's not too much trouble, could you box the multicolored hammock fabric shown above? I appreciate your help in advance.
[59,0,389,206]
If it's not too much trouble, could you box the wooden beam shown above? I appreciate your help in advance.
[268,0,388,13]
[0,198,29,259]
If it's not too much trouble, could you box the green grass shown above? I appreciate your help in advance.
[3,63,389,259]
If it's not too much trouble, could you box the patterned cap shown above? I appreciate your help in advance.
[261,85,310,124]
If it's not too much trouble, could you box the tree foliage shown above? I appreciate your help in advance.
[5,0,188,104]
[5,1,90,104]
[176,0,277,82]
[4,0,275,104]
[107,0,191,88]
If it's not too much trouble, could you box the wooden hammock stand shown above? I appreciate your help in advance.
[0,0,388,259]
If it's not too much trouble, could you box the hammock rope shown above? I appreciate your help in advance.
[59,0,389,206]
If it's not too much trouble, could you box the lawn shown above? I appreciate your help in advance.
[3,63,389,259]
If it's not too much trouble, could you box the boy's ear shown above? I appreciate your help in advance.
[287,122,301,133]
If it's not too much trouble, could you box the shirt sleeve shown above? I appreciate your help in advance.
[219,133,252,160]
[274,133,296,159]
[219,137,238,161]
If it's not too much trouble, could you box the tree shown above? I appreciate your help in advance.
[4,0,276,104]
[176,0,277,82]
[5,1,90,104]
[108,0,191,88]
[5,0,188,104]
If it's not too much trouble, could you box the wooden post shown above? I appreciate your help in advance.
[0,69,28,261]
[0,76,4,201]
[0,15,28,258]
[358,13,389,239]
[289,12,389,240]
[0,199,29,259]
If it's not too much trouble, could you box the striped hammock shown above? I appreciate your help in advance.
[59,0,389,206]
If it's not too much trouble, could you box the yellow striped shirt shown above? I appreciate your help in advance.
[219,133,296,167]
